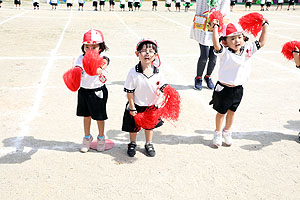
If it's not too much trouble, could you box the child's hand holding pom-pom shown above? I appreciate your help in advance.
[209,11,224,33]
[238,12,264,37]
[281,41,300,60]
[82,50,106,76]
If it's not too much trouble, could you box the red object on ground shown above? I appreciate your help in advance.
[238,12,264,37]
[89,139,115,151]
[63,67,82,92]
[281,41,300,60]
[82,51,105,76]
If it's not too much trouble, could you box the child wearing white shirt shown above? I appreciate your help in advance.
[210,19,268,147]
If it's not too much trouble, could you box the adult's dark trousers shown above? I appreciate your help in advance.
[196,43,217,77]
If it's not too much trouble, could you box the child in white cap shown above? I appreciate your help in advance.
[65,29,110,153]
[210,18,268,147]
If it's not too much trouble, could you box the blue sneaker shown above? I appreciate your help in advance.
[194,78,202,90]
[204,76,214,90]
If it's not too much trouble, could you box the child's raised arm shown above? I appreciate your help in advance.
[293,46,300,67]
[259,19,269,48]
[212,19,221,51]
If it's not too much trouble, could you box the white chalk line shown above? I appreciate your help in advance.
[0,10,29,25]
[11,11,74,153]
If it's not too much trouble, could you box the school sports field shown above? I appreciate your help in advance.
[0,1,300,199]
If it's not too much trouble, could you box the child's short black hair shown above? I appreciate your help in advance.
[219,35,249,42]
[136,41,158,53]
[81,42,109,55]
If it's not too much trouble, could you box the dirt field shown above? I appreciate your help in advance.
[0,1,300,199]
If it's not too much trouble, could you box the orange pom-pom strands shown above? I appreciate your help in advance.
[63,67,82,92]
[82,50,106,76]
[281,41,300,60]
[238,12,264,37]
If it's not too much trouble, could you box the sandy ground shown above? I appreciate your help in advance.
[0,1,300,199]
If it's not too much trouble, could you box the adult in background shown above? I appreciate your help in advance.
[190,0,230,90]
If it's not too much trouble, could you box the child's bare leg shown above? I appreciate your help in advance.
[216,112,225,131]
[84,117,91,136]
[224,110,235,131]
[145,129,153,143]
[129,132,137,142]
[96,120,105,137]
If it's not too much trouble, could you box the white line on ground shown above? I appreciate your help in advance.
[13,11,74,151]
[0,11,29,25]
[152,12,191,30]
[113,12,140,39]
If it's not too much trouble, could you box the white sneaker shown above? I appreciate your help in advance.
[223,129,233,146]
[80,135,93,153]
[96,137,106,152]
[213,131,222,147]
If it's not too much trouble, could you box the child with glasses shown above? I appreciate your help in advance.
[122,39,167,157]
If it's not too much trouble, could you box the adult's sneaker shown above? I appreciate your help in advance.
[223,129,233,146]
[145,143,156,157]
[80,135,93,153]
[127,142,137,157]
[213,131,222,147]
[194,77,202,90]
[204,76,214,89]
[97,137,106,152]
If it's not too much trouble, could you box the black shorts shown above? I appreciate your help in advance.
[152,1,157,6]
[245,2,252,6]
[260,3,265,6]
[209,81,243,114]
[176,2,180,7]
[185,2,190,7]
[79,3,84,6]
[166,3,171,7]
[109,0,115,5]
[230,1,236,6]
[134,2,140,7]
[67,3,73,6]
[77,86,108,121]
[128,2,133,7]
[14,0,21,5]
[122,103,164,132]
[93,1,97,6]
[100,1,105,5]
[51,3,58,6]
[266,2,271,6]
[277,2,283,5]
[120,3,125,8]
[289,0,295,5]
[33,2,39,7]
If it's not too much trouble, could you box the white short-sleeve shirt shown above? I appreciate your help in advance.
[124,63,168,106]
[214,41,260,86]
[75,53,109,89]
[66,0,73,3]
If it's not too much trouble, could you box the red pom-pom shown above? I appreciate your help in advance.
[238,12,264,37]
[157,85,181,122]
[134,106,160,130]
[82,51,105,76]
[281,41,300,60]
[63,67,82,92]
[133,86,181,130]
[209,11,224,33]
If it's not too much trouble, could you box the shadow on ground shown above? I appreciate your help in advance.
[1,128,298,164]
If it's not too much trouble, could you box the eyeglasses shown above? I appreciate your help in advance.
[139,49,156,55]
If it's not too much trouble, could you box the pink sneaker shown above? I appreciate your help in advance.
[223,129,232,146]
[213,130,222,147]
[80,135,93,153]
[96,137,106,152]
